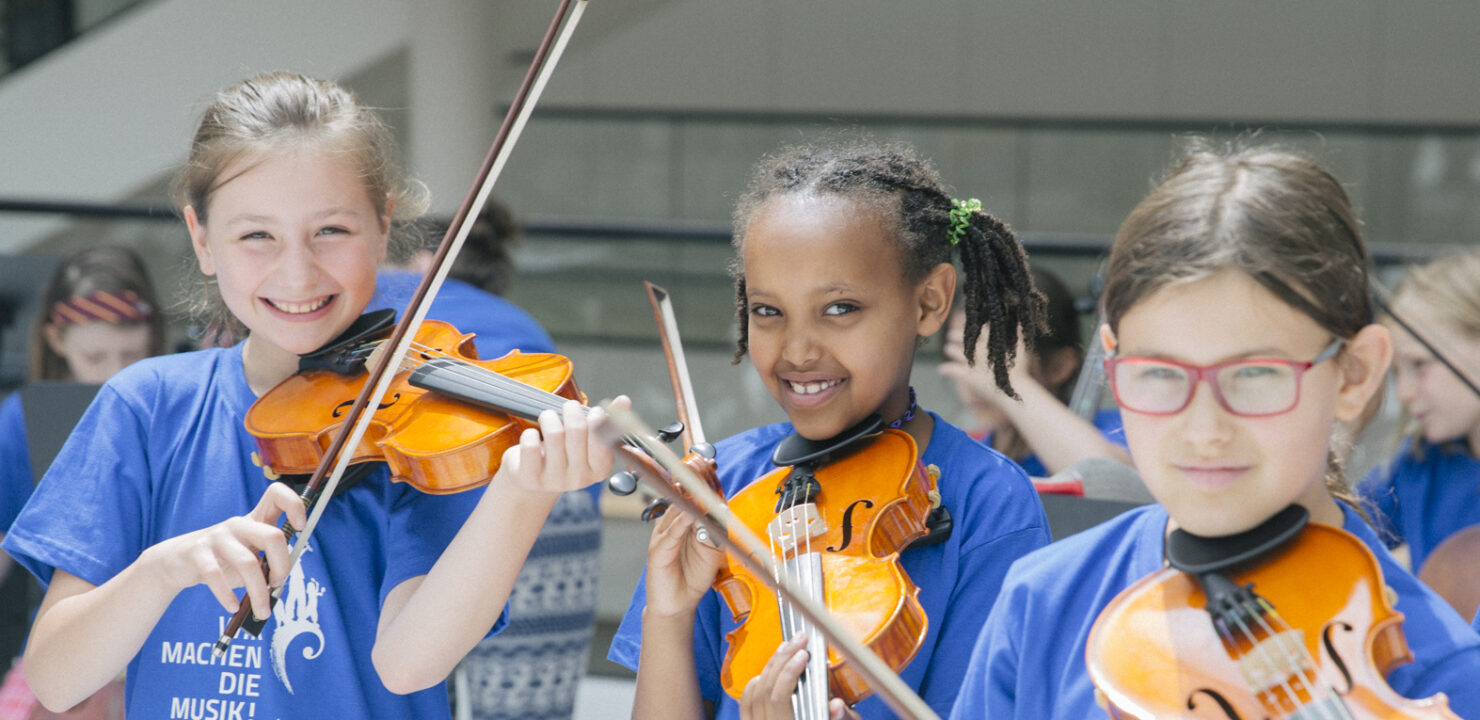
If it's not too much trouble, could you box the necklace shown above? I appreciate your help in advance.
[887,386,918,429]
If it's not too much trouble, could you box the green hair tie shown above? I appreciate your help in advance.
[948,198,981,245]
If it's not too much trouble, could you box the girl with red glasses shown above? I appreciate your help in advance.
[948,142,1480,719]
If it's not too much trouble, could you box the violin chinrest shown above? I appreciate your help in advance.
[771,414,885,467]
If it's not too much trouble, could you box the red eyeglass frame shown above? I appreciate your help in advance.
[1102,339,1345,417]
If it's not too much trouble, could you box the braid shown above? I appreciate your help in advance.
[955,210,1047,399]
[730,140,1047,395]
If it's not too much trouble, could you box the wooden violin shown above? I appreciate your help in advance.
[713,419,936,711]
[1416,525,1480,624]
[1087,505,1459,719]
[247,313,584,495]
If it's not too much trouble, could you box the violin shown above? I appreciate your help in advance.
[1416,525,1480,624]
[1087,505,1459,719]
[712,419,935,711]
[247,313,584,495]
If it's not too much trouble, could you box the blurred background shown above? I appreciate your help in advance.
[1,0,1477,712]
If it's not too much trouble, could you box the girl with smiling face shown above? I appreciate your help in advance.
[2,72,621,719]
[948,143,1480,720]
[607,141,1052,720]
[1360,250,1480,579]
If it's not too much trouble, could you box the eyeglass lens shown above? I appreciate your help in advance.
[1112,361,1300,415]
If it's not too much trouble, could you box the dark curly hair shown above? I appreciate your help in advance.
[730,140,1046,398]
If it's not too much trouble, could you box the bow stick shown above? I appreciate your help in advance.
[1370,278,1480,401]
[604,403,942,720]
[214,0,590,655]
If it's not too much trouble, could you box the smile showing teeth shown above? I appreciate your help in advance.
[788,379,841,395]
[266,296,332,314]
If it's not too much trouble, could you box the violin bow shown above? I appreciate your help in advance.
[215,0,590,655]
[604,403,942,720]
[1370,278,1480,401]
[645,281,708,451]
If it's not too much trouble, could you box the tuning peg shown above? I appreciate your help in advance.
[606,471,639,496]
[690,442,716,459]
[656,422,685,444]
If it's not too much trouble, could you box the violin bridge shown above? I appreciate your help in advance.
[767,503,827,555]
[1234,629,1310,694]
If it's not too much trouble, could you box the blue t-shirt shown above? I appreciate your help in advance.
[1360,438,1480,573]
[608,412,1050,719]
[369,270,556,359]
[2,346,498,720]
[0,392,34,533]
[949,503,1480,720]
[979,407,1126,478]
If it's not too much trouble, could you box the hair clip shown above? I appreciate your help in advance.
[948,198,982,245]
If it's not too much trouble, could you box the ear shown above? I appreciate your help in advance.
[184,205,216,276]
[1333,324,1393,423]
[43,323,68,357]
[377,195,395,264]
[915,263,957,337]
[1040,346,1081,390]
[1098,323,1117,355]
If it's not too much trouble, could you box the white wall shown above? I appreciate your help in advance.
[4,0,1478,253]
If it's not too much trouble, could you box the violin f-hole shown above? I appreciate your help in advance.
[332,393,402,418]
[827,498,874,552]
[1321,621,1356,693]
[1186,688,1248,719]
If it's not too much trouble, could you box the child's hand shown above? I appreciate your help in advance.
[498,395,630,495]
[939,312,1033,407]
[145,481,307,620]
[643,506,725,618]
[738,633,856,720]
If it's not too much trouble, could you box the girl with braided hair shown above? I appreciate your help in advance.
[607,140,1052,719]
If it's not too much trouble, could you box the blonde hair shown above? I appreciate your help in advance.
[1388,248,1480,455]
[172,71,428,339]
[1393,250,1480,339]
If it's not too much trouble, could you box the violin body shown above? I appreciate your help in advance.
[1087,522,1458,719]
[246,320,584,495]
[714,428,933,706]
[1417,525,1480,624]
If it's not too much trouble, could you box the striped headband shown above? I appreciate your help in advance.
[50,290,154,326]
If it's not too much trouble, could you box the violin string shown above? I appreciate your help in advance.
[401,342,575,413]
[1251,604,1345,719]
[766,512,797,719]
[372,340,646,447]
[358,337,569,417]
[803,501,824,720]
[1222,595,1318,718]
[798,493,823,720]
[356,339,590,422]
[794,489,813,720]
